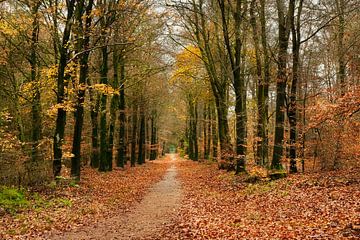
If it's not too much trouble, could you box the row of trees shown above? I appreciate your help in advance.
[169,0,360,173]
[0,0,169,184]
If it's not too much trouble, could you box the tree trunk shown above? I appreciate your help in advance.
[203,104,209,159]
[333,0,346,169]
[137,110,146,165]
[130,105,138,167]
[188,98,198,161]
[192,0,232,159]
[53,0,76,178]
[107,48,120,169]
[288,0,303,173]
[251,0,269,166]
[30,2,42,162]
[194,100,198,161]
[71,0,94,180]
[218,0,246,172]
[116,54,126,167]
[89,92,100,168]
[271,0,294,170]
[150,110,157,160]
[206,104,211,160]
[99,45,110,172]
[145,117,150,160]
[212,102,218,161]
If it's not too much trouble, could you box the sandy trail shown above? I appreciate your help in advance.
[49,154,182,240]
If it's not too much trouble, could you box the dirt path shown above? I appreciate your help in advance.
[49,154,182,240]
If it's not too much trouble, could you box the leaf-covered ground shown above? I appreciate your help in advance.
[0,158,169,239]
[1,155,359,239]
[160,158,360,239]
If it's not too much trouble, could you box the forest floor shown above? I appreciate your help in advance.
[1,154,359,239]
[0,156,171,239]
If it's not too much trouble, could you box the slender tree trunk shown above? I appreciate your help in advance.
[130,105,138,167]
[53,0,76,177]
[259,0,270,166]
[203,104,209,159]
[188,98,198,161]
[107,48,119,169]
[30,2,42,162]
[194,100,198,161]
[50,0,59,63]
[192,0,232,158]
[137,110,146,165]
[71,0,94,180]
[89,92,100,168]
[206,104,211,160]
[116,54,126,167]
[188,100,194,160]
[212,102,218,161]
[251,0,268,166]
[333,0,346,169]
[288,0,303,173]
[99,45,110,172]
[145,118,150,160]
[218,0,246,173]
[150,110,157,160]
[271,0,293,170]
[215,92,232,153]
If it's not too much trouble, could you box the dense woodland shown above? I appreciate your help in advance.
[1,0,359,184]
[0,0,360,238]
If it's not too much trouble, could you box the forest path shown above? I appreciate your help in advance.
[50,154,182,240]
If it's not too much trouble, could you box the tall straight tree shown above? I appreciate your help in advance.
[130,104,138,167]
[70,0,94,180]
[217,0,247,173]
[288,0,303,173]
[29,1,42,162]
[189,0,232,155]
[137,106,146,165]
[250,0,270,166]
[271,0,294,170]
[149,109,157,160]
[116,52,126,167]
[98,0,117,172]
[53,0,76,177]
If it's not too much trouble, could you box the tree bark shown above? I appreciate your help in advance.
[30,2,42,162]
[271,0,294,170]
[53,0,76,178]
[90,94,100,168]
[288,0,303,173]
[137,110,146,165]
[212,102,218,161]
[99,45,110,172]
[130,105,138,167]
[71,0,94,180]
[150,110,157,160]
[191,0,232,158]
[251,0,269,166]
[218,0,246,172]
[116,54,126,167]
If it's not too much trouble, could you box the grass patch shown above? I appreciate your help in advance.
[244,181,277,195]
[0,186,73,215]
[0,187,29,214]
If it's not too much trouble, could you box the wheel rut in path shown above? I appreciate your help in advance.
[50,154,182,240]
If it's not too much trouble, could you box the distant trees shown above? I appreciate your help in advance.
[169,0,360,173]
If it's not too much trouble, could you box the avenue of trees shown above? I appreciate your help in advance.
[168,0,360,174]
[0,0,169,184]
[0,0,360,185]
